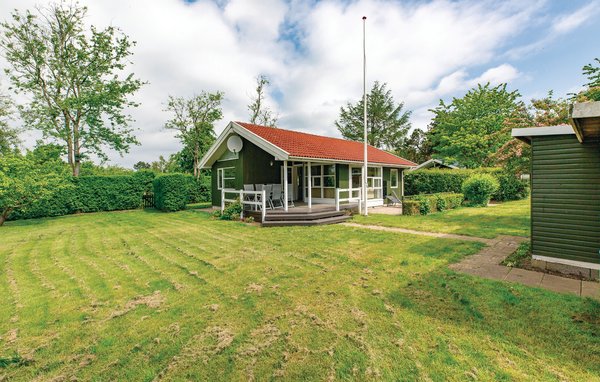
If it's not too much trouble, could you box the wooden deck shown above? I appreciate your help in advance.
[246,203,358,226]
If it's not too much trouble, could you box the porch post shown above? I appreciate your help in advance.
[307,162,312,209]
[283,160,289,211]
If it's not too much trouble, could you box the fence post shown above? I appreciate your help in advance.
[261,190,266,223]
[239,189,244,219]
[221,189,225,212]
[335,188,340,212]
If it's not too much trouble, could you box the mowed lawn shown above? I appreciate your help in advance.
[1,208,598,381]
[353,199,531,238]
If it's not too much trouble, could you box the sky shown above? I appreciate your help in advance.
[1,0,599,168]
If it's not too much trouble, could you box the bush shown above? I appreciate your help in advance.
[186,174,211,204]
[153,174,189,212]
[134,170,156,193]
[9,174,147,220]
[461,174,499,207]
[220,200,242,220]
[402,193,464,216]
[405,168,527,202]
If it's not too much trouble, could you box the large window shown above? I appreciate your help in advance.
[390,169,399,188]
[304,164,336,199]
[351,166,383,199]
[217,167,236,190]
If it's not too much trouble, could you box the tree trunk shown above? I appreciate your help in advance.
[0,208,11,227]
[73,160,81,177]
[193,142,199,179]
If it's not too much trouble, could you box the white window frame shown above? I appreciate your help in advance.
[390,169,399,188]
[217,167,235,190]
[350,166,383,201]
[304,163,336,200]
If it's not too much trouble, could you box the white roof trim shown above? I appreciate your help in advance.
[198,122,290,169]
[410,158,458,171]
[511,125,575,141]
[287,155,413,168]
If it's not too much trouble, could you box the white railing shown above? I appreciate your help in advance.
[335,187,362,214]
[221,188,267,223]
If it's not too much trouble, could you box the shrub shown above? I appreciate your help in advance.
[461,174,499,207]
[186,174,211,204]
[402,193,464,216]
[153,173,189,212]
[494,171,529,201]
[220,200,242,220]
[134,170,156,193]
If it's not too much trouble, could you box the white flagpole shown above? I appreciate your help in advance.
[362,16,368,216]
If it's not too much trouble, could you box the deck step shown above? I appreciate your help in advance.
[264,210,345,221]
[261,215,352,227]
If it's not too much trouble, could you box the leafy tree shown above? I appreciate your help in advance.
[336,81,411,151]
[248,75,278,127]
[0,154,69,226]
[0,89,19,154]
[396,128,432,164]
[575,58,600,102]
[0,1,144,176]
[491,91,570,173]
[428,83,524,168]
[164,92,223,178]
[133,161,151,171]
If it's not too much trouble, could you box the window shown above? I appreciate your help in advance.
[351,166,383,200]
[304,164,336,199]
[217,167,235,190]
[390,169,399,188]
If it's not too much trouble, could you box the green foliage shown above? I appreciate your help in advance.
[575,58,600,102]
[153,174,189,212]
[428,83,525,168]
[395,128,432,164]
[0,2,144,176]
[405,168,527,202]
[502,242,531,268]
[336,81,411,151]
[0,89,19,154]
[134,170,156,193]
[187,173,211,203]
[0,154,71,225]
[462,174,499,207]
[248,74,278,127]
[402,193,464,216]
[164,92,223,178]
[220,200,242,220]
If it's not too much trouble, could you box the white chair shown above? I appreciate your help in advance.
[243,184,255,210]
[271,184,283,209]
[264,184,274,209]
[286,184,295,207]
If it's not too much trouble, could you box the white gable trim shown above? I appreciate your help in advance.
[511,125,575,143]
[198,122,290,169]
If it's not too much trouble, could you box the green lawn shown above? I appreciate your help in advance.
[1,208,598,381]
[352,199,531,238]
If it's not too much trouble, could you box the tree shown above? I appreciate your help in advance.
[0,1,144,176]
[133,161,151,171]
[247,75,278,127]
[428,83,524,168]
[575,58,600,102]
[336,81,411,151]
[491,91,570,174]
[0,89,19,154]
[0,154,69,226]
[395,128,432,164]
[164,92,223,178]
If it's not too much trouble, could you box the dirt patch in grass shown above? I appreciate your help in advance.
[110,290,165,319]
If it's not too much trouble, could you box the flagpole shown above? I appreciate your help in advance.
[362,16,368,216]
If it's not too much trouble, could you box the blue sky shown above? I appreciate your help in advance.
[1,0,599,167]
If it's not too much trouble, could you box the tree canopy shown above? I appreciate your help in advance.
[575,58,600,102]
[336,81,411,151]
[0,1,144,176]
[164,92,223,178]
[248,75,278,127]
[427,83,524,169]
[0,89,19,155]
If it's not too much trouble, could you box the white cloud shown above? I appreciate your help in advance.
[0,0,579,167]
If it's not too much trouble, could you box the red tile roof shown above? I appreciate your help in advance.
[235,122,417,167]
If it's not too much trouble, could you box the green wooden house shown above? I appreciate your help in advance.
[512,101,600,275]
[199,121,416,219]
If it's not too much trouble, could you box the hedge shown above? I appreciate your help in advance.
[187,174,211,204]
[404,168,528,202]
[402,193,464,216]
[462,174,499,207]
[153,173,190,212]
[9,172,152,220]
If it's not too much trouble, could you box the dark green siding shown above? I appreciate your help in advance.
[531,134,600,265]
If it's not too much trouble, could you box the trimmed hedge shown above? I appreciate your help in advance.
[405,168,528,201]
[153,173,189,212]
[402,193,464,216]
[9,172,151,220]
[187,174,211,204]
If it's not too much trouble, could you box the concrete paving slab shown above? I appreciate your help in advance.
[504,268,543,287]
[581,281,600,300]
[540,274,581,296]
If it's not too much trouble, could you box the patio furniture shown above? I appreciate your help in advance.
[386,190,402,207]
[243,184,256,210]
[286,184,295,207]
[271,184,283,208]
[264,184,274,209]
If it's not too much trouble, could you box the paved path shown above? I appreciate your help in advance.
[343,223,600,300]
